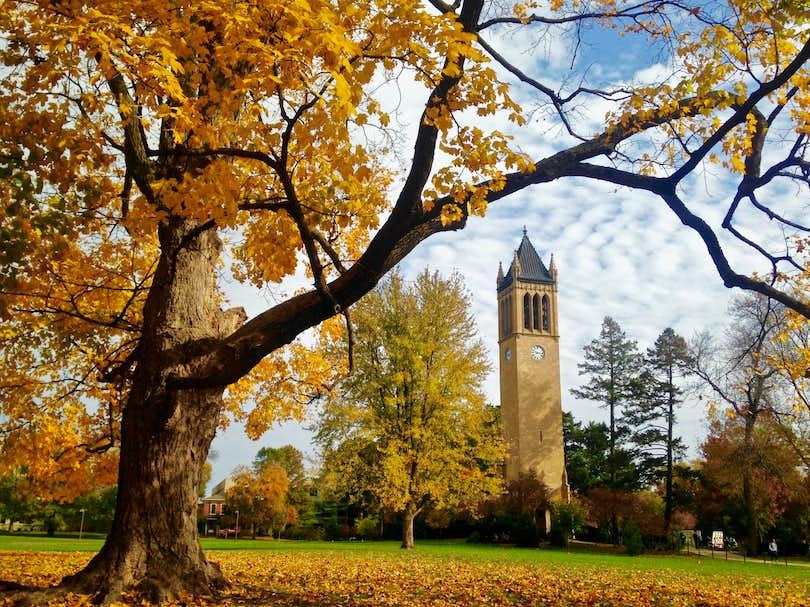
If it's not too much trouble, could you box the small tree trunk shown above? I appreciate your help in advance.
[401,503,416,550]
[664,369,674,532]
[743,414,758,556]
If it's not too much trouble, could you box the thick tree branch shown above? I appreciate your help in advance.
[106,69,156,205]
[170,0,486,389]
[149,146,279,170]
[669,35,810,183]
[658,188,810,317]
[169,8,810,391]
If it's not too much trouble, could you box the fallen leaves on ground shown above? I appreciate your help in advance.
[0,550,807,607]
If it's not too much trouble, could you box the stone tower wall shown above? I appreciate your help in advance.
[497,258,568,499]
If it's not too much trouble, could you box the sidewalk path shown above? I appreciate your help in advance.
[681,547,810,568]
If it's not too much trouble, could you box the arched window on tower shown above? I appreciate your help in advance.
[542,294,550,332]
[504,296,511,334]
[532,294,540,331]
[523,294,531,329]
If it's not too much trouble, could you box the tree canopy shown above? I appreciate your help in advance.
[629,328,691,528]
[315,270,503,548]
[689,295,796,552]
[225,464,292,539]
[572,317,642,493]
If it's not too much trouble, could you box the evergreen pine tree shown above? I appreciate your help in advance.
[562,412,637,496]
[571,316,641,541]
[627,328,690,531]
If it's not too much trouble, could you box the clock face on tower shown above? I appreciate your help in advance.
[504,348,512,362]
[531,345,545,360]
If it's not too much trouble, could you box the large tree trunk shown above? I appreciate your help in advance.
[401,503,416,550]
[54,220,242,604]
[59,385,226,603]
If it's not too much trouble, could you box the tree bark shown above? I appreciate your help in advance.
[664,365,674,532]
[54,221,241,604]
[401,503,417,550]
[743,413,758,556]
[607,357,619,545]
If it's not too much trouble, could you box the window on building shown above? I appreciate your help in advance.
[532,294,540,330]
[542,294,550,331]
[209,503,216,515]
[523,293,531,329]
[506,295,514,333]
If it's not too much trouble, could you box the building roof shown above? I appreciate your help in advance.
[208,476,236,499]
[498,229,554,290]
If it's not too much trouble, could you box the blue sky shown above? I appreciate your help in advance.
[206,7,779,489]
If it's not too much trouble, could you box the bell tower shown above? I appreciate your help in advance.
[497,228,568,500]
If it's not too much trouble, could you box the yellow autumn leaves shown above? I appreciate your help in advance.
[607,0,810,175]
[1,549,808,607]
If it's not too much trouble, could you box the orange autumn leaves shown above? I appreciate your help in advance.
[0,549,808,607]
[0,0,528,498]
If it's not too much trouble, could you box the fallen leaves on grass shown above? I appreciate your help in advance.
[0,550,806,607]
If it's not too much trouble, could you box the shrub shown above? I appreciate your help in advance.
[285,526,324,541]
[550,501,586,548]
[355,516,381,540]
[622,520,644,556]
[510,513,541,547]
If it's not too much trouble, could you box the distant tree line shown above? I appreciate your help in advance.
[2,284,805,559]
[565,298,809,556]
[0,474,115,536]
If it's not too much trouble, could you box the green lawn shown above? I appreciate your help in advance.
[1,534,807,586]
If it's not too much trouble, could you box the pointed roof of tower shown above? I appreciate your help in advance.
[498,229,554,290]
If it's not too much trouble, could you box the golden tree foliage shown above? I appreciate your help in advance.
[0,0,529,499]
[316,270,504,544]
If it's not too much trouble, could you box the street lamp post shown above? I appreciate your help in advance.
[235,510,239,540]
[79,508,86,541]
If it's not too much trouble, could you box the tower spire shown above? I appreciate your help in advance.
[511,248,521,275]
